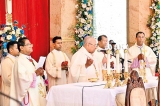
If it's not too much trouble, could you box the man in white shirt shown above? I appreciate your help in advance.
[10,37,46,106]
[116,31,157,106]
[94,35,116,72]
[45,36,70,90]
[70,36,102,83]
[1,41,19,106]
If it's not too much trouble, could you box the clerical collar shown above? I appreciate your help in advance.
[97,46,105,50]
[135,43,144,48]
[53,49,61,53]
[7,53,17,58]
[20,53,32,59]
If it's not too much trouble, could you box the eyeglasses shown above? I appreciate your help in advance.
[24,44,33,46]
[89,43,97,47]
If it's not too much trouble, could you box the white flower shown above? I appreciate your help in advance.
[153,33,157,36]
[3,49,8,52]
[16,28,21,35]
[150,36,154,40]
[86,7,90,11]
[84,12,88,16]
[152,3,155,7]
[75,4,78,8]
[150,44,154,47]
[82,4,86,8]
[6,35,12,40]
[80,30,84,35]
[80,18,86,23]
[84,26,88,31]
[151,25,156,29]
[78,34,83,37]
[87,14,92,19]
[75,41,79,45]
[86,24,91,28]
[11,31,15,35]
[4,27,11,32]
[151,18,155,21]
[156,22,160,27]
[87,2,91,6]
[153,47,157,51]
[155,43,158,46]
[0,30,3,35]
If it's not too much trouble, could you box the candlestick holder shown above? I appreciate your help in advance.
[122,72,129,85]
[102,70,107,81]
[104,74,113,88]
[113,73,121,87]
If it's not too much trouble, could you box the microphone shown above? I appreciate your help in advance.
[0,91,23,106]
[97,49,107,53]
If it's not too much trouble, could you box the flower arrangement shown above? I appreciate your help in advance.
[0,20,25,56]
[147,0,160,72]
[71,0,93,54]
[147,0,160,56]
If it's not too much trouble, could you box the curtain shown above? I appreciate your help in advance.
[12,0,50,61]
[0,0,6,24]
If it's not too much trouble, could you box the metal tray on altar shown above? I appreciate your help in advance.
[88,78,99,82]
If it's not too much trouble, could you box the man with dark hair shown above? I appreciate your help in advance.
[1,41,19,106]
[116,31,157,106]
[10,37,46,106]
[128,31,156,76]
[45,36,70,89]
[94,35,116,71]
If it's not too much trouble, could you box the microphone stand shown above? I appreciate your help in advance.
[0,91,23,106]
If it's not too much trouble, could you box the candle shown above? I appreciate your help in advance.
[116,50,120,73]
[159,50,160,68]
[107,50,110,74]
[6,0,12,14]
[124,49,128,72]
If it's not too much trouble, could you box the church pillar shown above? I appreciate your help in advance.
[128,0,152,46]
[50,0,76,58]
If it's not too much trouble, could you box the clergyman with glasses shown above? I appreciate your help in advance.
[10,37,46,106]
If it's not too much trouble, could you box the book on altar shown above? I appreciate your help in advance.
[36,56,46,69]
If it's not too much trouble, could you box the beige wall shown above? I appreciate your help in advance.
[50,0,76,59]
[128,0,152,47]
[50,0,152,58]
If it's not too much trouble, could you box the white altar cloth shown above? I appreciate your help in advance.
[46,76,158,106]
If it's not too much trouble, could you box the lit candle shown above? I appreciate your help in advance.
[124,49,128,72]
[107,50,110,74]
[116,50,120,73]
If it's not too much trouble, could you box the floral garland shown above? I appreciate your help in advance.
[71,0,93,54]
[0,20,25,56]
[147,0,160,56]
[147,0,160,72]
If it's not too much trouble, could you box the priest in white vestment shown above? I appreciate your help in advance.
[70,36,102,83]
[94,35,117,73]
[45,36,70,90]
[10,37,46,106]
[1,41,19,106]
[116,32,157,106]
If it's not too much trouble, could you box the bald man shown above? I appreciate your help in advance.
[70,36,102,83]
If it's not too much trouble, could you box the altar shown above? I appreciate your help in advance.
[46,77,158,106]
